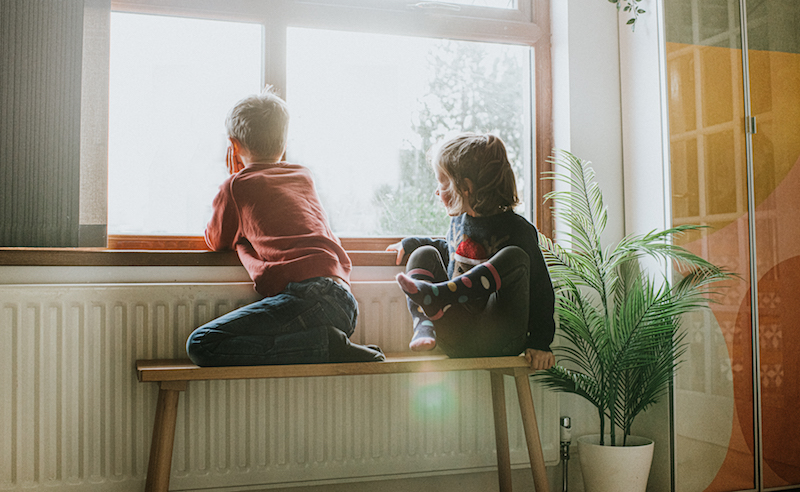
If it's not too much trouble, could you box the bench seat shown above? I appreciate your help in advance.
[136,354,551,492]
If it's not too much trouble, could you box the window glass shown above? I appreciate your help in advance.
[107,12,530,239]
[432,0,517,8]
[108,13,262,235]
[287,27,529,236]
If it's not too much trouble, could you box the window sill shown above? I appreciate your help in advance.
[0,247,400,267]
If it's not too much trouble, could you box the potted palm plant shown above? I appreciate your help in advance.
[536,150,734,492]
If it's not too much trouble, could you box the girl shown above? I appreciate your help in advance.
[387,133,555,371]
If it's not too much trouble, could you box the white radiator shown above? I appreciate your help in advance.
[0,281,558,491]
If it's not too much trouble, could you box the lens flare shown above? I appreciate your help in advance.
[410,375,457,418]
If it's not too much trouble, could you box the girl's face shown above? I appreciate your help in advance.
[435,165,479,216]
[434,166,459,215]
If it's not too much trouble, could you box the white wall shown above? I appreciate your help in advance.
[550,1,623,489]
[551,0,672,491]
[552,0,670,274]
[619,0,671,238]
[619,2,673,492]
[550,0,626,467]
[551,0,625,245]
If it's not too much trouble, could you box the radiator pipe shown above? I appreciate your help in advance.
[560,416,572,492]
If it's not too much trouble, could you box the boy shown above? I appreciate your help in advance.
[186,88,384,366]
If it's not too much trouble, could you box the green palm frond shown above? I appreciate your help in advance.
[552,282,605,376]
[537,365,605,410]
[543,151,609,291]
[535,149,736,446]
[538,232,605,293]
[544,151,607,236]
[617,327,688,435]
[611,226,728,274]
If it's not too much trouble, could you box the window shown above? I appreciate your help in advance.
[286,28,529,236]
[108,13,262,235]
[104,0,552,247]
[438,0,518,8]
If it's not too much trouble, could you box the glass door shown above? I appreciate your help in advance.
[666,0,800,490]
[745,0,800,488]
[666,0,755,489]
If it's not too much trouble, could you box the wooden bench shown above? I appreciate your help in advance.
[136,354,551,492]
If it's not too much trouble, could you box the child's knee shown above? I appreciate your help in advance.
[491,245,530,274]
[408,245,443,264]
[406,246,447,279]
[185,328,214,366]
[498,245,529,262]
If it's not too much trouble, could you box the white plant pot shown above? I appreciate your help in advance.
[577,434,654,492]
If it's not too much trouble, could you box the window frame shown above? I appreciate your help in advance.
[0,237,404,267]
[0,0,552,265]
[108,0,554,243]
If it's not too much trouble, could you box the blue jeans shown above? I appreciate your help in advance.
[186,277,371,366]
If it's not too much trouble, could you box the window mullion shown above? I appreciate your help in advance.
[263,5,288,95]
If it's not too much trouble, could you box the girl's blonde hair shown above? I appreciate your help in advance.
[431,133,519,216]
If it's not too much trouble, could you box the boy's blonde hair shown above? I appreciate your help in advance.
[431,133,519,216]
[226,87,289,161]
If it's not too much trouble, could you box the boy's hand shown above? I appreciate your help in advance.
[524,348,555,371]
[385,242,405,265]
[226,145,245,175]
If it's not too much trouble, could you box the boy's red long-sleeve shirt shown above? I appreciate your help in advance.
[205,163,352,297]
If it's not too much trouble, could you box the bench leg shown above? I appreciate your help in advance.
[513,369,551,492]
[490,371,513,492]
[146,381,187,492]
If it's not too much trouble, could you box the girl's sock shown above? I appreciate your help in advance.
[409,317,436,351]
[403,269,438,351]
[396,262,501,319]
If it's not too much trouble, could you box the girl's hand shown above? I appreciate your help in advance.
[386,242,405,265]
[226,146,245,175]
[524,349,555,371]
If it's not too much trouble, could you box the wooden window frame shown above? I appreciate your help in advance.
[106,0,554,240]
[0,0,552,267]
[0,237,405,267]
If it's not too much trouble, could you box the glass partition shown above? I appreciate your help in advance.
[746,0,800,487]
[666,0,800,490]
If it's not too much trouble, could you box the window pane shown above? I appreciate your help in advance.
[445,0,518,8]
[287,28,529,236]
[108,13,262,235]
